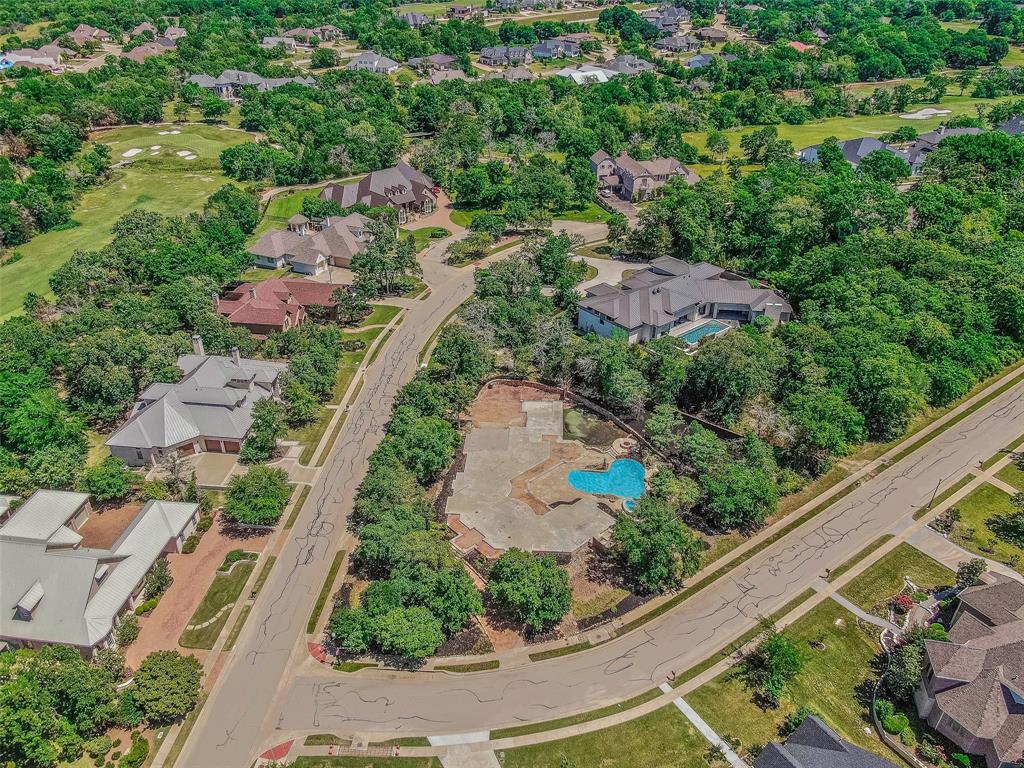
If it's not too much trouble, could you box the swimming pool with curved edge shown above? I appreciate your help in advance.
[568,458,645,503]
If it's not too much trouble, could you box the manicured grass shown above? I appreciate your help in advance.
[1003,45,1024,67]
[449,206,489,228]
[996,461,1024,491]
[554,200,612,223]
[371,738,432,747]
[580,263,599,282]
[435,659,500,672]
[85,430,111,467]
[491,687,663,740]
[238,266,293,283]
[250,555,277,596]
[913,474,975,519]
[362,304,402,327]
[1,124,251,320]
[682,93,1020,159]
[334,661,378,672]
[254,186,326,238]
[285,485,313,530]
[828,535,894,583]
[838,543,954,616]
[403,226,450,253]
[950,483,1024,573]
[688,600,898,762]
[529,641,592,662]
[291,758,442,768]
[499,703,708,768]
[179,561,256,649]
[222,604,251,652]
[308,550,347,634]
[395,0,485,13]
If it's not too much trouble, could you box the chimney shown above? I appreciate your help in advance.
[248,287,257,300]
[230,347,241,366]
[191,334,205,356]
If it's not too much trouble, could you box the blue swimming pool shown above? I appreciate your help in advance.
[680,320,728,345]
[568,458,646,503]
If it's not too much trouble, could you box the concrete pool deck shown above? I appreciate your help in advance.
[446,385,619,555]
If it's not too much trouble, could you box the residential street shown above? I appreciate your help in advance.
[180,225,1024,768]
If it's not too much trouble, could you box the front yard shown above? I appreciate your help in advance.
[687,600,898,762]
[838,543,954,617]
[499,703,710,768]
[178,552,258,649]
[948,483,1024,574]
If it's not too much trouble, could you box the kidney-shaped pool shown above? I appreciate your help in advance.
[568,458,646,503]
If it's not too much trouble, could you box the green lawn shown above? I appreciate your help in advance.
[255,186,327,238]
[402,226,451,253]
[1003,46,1024,67]
[238,266,293,283]
[291,758,441,768]
[995,461,1024,491]
[499,704,709,768]
[682,93,1019,159]
[838,543,954,617]
[1,124,252,320]
[688,600,898,762]
[178,561,256,649]
[451,200,610,229]
[362,304,402,327]
[950,483,1024,574]
[395,0,485,13]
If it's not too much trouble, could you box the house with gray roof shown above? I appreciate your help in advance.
[488,63,537,82]
[532,38,581,59]
[915,575,1024,768]
[799,137,909,169]
[641,5,690,32]
[282,25,342,42]
[346,51,401,74]
[260,35,297,51]
[696,26,729,43]
[906,125,983,171]
[106,340,287,466]
[756,716,899,768]
[591,149,698,201]
[187,70,315,99]
[321,163,437,224]
[409,52,458,72]
[479,46,533,66]
[578,256,792,344]
[656,34,701,52]
[0,490,198,655]
[605,54,656,75]
[398,11,430,28]
[248,211,373,274]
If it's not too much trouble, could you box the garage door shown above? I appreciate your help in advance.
[204,439,223,453]
[179,442,196,456]
[223,441,241,453]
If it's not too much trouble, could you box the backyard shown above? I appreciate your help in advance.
[948,483,1024,574]
[254,185,328,239]
[0,123,253,320]
[687,600,899,762]
[838,543,954,617]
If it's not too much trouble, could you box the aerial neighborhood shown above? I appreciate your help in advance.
[2,0,1024,767]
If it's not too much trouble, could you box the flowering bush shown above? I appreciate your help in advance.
[892,594,914,613]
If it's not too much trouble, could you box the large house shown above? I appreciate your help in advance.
[531,38,581,59]
[915,575,1024,768]
[187,70,315,98]
[488,64,537,82]
[398,11,430,28]
[641,5,690,32]
[0,44,70,72]
[755,716,900,768]
[260,36,297,51]
[591,150,698,201]
[216,278,340,336]
[68,23,113,46]
[409,53,458,72]
[578,256,792,344]
[799,137,909,168]
[685,52,737,68]
[905,126,983,171]
[605,54,656,75]
[249,212,373,275]
[479,46,533,66]
[696,26,729,43]
[556,64,617,85]
[656,35,701,52]
[346,51,401,74]
[0,491,199,656]
[106,339,287,466]
[321,163,437,224]
[282,25,342,42]
[123,38,176,63]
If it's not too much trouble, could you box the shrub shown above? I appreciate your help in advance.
[134,598,159,616]
[84,735,112,758]
[892,594,914,613]
[181,534,200,554]
[901,729,916,747]
[116,691,144,728]
[912,591,929,603]
[950,754,971,768]
[781,705,819,736]
[120,734,149,768]
[115,614,140,646]
[196,515,213,533]
[219,549,255,570]
[341,339,366,352]
[874,699,896,720]
[80,457,135,502]
[93,757,104,767]
[140,480,169,500]
[144,557,173,599]
[882,713,909,735]
[919,738,944,764]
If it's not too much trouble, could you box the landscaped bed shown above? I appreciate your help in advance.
[948,483,1024,574]
[837,543,954,617]
[178,555,257,649]
[687,600,900,762]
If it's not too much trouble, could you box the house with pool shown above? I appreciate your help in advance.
[577,257,792,346]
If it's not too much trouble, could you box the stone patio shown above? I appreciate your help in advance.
[446,384,619,555]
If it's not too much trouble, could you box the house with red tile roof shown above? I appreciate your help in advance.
[215,278,339,336]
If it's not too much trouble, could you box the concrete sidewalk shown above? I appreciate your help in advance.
[666,689,749,768]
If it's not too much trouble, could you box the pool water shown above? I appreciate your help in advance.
[568,459,645,503]
[680,320,728,345]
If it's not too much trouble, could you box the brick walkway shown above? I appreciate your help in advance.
[125,515,269,669]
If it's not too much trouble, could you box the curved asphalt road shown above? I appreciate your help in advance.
[180,231,1024,766]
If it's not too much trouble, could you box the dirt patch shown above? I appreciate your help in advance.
[77,503,143,549]
[470,381,560,427]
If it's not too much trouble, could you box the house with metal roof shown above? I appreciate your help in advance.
[321,163,437,224]
[591,149,698,201]
[346,51,401,74]
[0,490,198,655]
[578,256,792,344]
[106,340,287,466]
[915,575,1024,768]
[555,64,616,85]
[756,716,900,768]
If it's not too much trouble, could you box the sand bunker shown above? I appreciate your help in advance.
[901,107,951,120]
[175,150,192,157]
[183,154,197,160]
[157,130,170,135]
[149,145,161,150]
[121,148,143,158]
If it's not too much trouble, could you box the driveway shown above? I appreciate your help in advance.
[126,514,270,670]
[575,254,636,291]
[598,194,639,224]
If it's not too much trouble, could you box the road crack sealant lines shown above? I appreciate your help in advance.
[180,231,1024,767]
